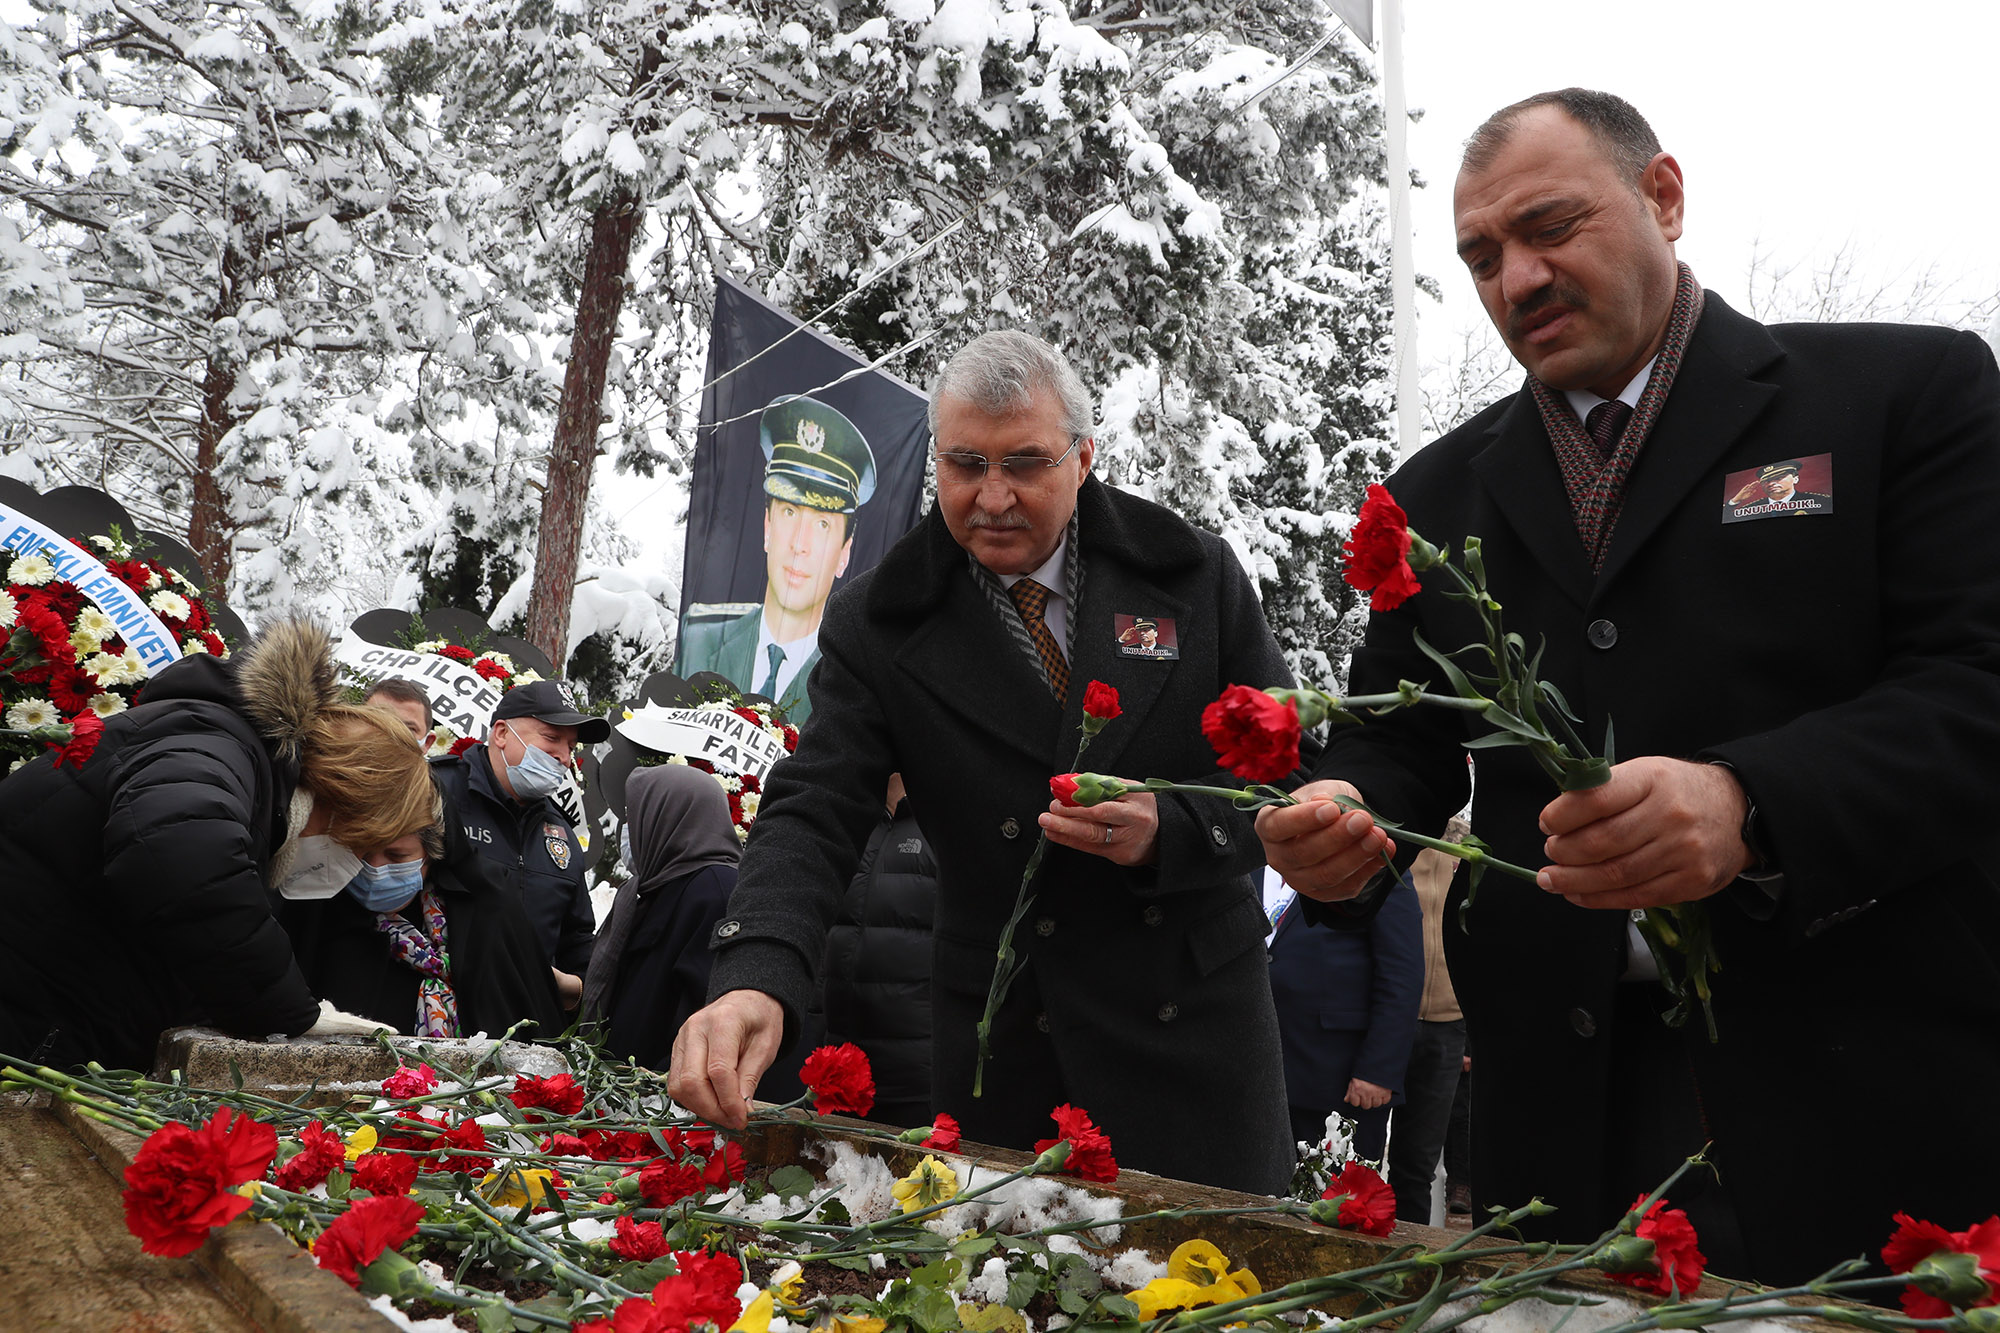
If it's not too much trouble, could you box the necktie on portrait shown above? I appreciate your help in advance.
[1006,577,1070,705]
[1585,399,1634,462]
[759,643,785,698]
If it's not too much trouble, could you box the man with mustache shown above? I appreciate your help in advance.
[671,330,1303,1193]
[1258,89,2000,1284]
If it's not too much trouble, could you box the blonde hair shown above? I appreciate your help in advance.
[299,704,438,853]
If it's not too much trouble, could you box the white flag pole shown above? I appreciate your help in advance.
[1381,0,1421,463]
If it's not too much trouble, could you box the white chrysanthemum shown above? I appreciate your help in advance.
[107,647,146,685]
[6,698,59,729]
[149,590,192,620]
[713,774,742,793]
[85,651,123,685]
[0,590,15,628]
[665,754,688,766]
[734,824,749,844]
[69,629,103,658]
[86,692,128,718]
[412,639,446,655]
[8,553,55,586]
[76,606,116,640]
[476,651,515,675]
[91,532,133,558]
[740,792,760,821]
[513,668,543,686]
[143,570,162,590]
[181,637,210,656]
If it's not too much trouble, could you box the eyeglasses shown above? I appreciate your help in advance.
[934,435,1083,481]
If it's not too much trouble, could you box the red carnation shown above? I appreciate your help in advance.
[700,1140,746,1189]
[313,1194,426,1289]
[588,1129,660,1162]
[509,1072,587,1119]
[436,643,475,663]
[380,1063,440,1099]
[610,1216,672,1261]
[350,1152,419,1197]
[923,1114,962,1153]
[1884,1212,2000,1318]
[1319,1162,1396,1237]
[1201,684,1301,784]
[274,1121,348,1193]
[1033,1104,1118,1183]
[800,1043,876,1118]
[576,1252,745,1333]
[202,630,226,656]
[121,1108,279,1257]
[51,710,105,769]
[429,1118,492,1176]
[446,735,477,757]
[638,1159,704,1208]
[1608,1195,1707,1297]
[781,724,800,751]
[1342,483,1422,612]
[1082,680,1121,720]
[1050,773,1082,806]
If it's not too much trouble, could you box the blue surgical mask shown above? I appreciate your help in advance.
[346,858,425,913]
[500,723,567,801]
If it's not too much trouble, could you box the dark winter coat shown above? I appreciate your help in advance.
[598,864,737,1071]
[1318,296,2000,1283]
[821,800,940,1127]
[278,820,567,1041]
[707,476,1301,1194]
[1268,875,1422,1115]
[0,622,330,1071]
[432,744,597,977]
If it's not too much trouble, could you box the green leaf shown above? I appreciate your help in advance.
[1412,628,1486,705]
[910,1256,965,1290]
[474,1302,513,1333]
[767,1165,816,1201]
[817,1197,851,1226]
[1462,732,1528,750]
[829,1253,876,1272]
[620,1257,681,1286]
[952,1235,1000,1259]
[1004,1270,1043,1310]
[1098,1295,1141,1321]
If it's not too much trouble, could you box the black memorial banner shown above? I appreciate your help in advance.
[676,277,930,724]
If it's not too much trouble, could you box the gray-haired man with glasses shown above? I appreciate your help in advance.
[671,330,1304,1195]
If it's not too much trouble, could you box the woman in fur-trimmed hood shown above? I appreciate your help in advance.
[0,620,436,1072]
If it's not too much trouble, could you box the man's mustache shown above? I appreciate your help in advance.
[966,511,1032,530]
[1507,285,1590,342]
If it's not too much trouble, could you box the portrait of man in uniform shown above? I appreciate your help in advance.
[675,395,878,723]
[1723,456,1833,520]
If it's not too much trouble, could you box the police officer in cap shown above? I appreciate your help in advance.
[432,679,611,1006]
[676,395,878,723]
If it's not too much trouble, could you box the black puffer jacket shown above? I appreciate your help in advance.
[820,801,938,1126]
[0,621,329,1071]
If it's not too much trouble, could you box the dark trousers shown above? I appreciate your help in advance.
[1387,1017,1466,1222]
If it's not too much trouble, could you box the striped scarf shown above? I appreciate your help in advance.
[1528,263,1705,571]
[967,506,1084,694]
[373,887,460,1038]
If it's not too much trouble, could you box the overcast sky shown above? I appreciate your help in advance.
[1395,0,2000,349]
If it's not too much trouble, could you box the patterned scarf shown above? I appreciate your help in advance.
[1528,262,1705,571]
[373,888,460,1038]
[967,505,1084,694]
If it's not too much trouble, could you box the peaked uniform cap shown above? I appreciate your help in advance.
[759,394,878,515]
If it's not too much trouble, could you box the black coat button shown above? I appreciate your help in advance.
[1034,917,1055,937]
[1569,1006,1596,1038]
[1142,905,1164,926]
[1157,1003,1179,1023]
[1587,619,1618,649]
[1001,817,1020,839]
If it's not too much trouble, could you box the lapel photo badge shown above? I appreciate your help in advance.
[1722,453,1834,523]
[1115,613,1179,660]
[542,821,572,870]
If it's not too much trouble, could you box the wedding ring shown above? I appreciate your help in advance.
[1103,825,1113,844]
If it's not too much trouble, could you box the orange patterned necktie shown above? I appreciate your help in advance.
[1007,577,1069,704]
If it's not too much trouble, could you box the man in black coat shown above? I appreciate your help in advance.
[433,680,607,992]
[672,330,1300,1194]
[1259,89,2000,1285]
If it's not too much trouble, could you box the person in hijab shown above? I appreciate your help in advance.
[582,764,743,1070]
[281,806,569,1042]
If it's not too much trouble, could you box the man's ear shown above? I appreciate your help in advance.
[1644,152,1686,244]
[835,538,854,579]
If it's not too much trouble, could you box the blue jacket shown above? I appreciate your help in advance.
[1267,874,1422,1112]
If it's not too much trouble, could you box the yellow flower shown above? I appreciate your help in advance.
[769,1260,806,1312]
[957,1303,1026,1333]
[1128,1240,1262,1317]
[825,1316,886,1333]
[69,628,104,658]
[481,1167,559,1209]
[345,1125,378,1161]
[731,1290,775,1333]
[890,1154,961,1214]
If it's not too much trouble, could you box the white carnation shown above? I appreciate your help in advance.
[149,590,192,620]
[87,692,129,718]
[8,553,55,586]
[6,698,59,729]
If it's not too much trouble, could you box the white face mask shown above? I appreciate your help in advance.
[275,833,365,900]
